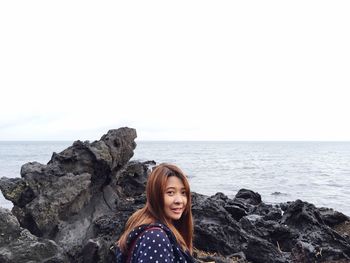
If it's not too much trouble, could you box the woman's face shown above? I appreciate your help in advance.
[163,176,187,222]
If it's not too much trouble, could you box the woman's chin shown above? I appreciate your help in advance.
[167,212,183,221]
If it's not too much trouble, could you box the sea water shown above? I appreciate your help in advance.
[1,141,349,216]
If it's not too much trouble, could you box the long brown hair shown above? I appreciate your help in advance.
[117,163,193,254]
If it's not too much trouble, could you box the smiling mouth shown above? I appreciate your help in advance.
[171,208,183,214]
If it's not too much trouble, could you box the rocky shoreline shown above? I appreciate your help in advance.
[1,127,350,263]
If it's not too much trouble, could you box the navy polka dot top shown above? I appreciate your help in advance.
[123,223,195,263]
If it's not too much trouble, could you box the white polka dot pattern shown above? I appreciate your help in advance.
[124,223,194,263]
[133,228,173,263]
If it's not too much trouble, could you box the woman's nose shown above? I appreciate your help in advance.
[174,195,183,204]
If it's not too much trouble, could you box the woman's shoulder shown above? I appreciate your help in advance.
[130,224,175,262]
[126,223,171,245]
[135,223,172,243]
[139,228,170,244]
[129,223,194,263]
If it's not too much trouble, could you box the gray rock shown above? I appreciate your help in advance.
[0,177,35,207]
[234,188,262,205]
[0,207,65,263]
[0,127,137,262]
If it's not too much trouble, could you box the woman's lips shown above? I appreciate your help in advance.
[171,208,183,214]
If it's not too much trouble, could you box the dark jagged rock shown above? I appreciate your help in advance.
[0,127,137,263]
[0,207,66,263]
[191,192,248,256]
[115,160,156,197]
[194,250,247,263]
[319,207,349,227]
[224,203,248,221]
[245,236,289,263]
[281,200,326,230]
[0,177,35,207]
[281,200,350,261]
[1,127,350,263]
[234,188,262,206]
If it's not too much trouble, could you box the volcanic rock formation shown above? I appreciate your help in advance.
[1,127,350,263]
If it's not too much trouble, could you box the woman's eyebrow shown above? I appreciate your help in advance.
[165,186,186,190]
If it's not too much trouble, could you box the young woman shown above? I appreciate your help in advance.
[115,163,195,263]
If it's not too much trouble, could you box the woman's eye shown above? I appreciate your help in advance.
[167,191,174,195]
[181,191,186,196]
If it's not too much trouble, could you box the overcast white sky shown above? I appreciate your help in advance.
[1,1,349,141]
